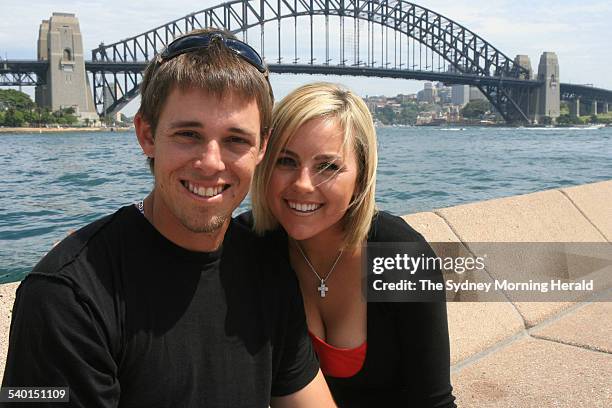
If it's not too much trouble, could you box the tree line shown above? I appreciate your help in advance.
[0,89,78,127]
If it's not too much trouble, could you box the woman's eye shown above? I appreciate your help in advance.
[318,162,340,172]
[227,136,250,145]
[276,157,297,167]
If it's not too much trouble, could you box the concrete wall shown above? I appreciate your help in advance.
[2,180,611,405]
[404,180,612,406]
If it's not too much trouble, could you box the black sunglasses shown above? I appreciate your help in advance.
[158,32,267,74]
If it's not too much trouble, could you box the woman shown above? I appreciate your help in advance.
[246,83,455,407]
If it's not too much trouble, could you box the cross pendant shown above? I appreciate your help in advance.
[318,280,329,298]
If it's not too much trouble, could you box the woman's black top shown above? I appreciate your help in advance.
[237,211,456,407]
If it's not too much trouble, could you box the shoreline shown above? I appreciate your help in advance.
[0,126,133,134]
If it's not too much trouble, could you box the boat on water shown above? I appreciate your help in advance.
[557,124,606,130]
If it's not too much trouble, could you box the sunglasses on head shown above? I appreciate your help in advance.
[158,32,267,74]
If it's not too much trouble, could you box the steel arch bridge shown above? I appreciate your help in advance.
[90,0,539,121]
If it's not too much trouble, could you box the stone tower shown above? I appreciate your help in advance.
[533,52,560,124]
[510,55,534,122]
[35,13,98,122]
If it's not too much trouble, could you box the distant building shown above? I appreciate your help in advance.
[452,85,470,107]
[418,82,437,104]
[469,86,488,101]
[437,86,452,104]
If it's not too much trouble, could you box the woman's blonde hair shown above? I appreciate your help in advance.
[251,82,378,248]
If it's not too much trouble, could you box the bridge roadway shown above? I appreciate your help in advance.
[83,61,543,88]
[3,59,612,103]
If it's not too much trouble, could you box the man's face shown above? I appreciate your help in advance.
[139,87,264,242]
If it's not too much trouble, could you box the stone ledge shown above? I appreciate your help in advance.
[561,180,612,242]
[451,336,612,408]
[434,185,610,327]
[0,281,19,385]
[530,302,612,354]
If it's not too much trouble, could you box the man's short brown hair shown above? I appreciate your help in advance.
[138,28,273,173]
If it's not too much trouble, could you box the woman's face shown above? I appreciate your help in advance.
[267,117,359,241]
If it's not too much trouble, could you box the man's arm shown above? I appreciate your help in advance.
[2,275,120,407]
[270,370,335,408]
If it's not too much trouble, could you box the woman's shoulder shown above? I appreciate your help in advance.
[368,210,426,243]
[234,210,288,246]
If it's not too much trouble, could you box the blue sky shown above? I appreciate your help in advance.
[1,0,611,114]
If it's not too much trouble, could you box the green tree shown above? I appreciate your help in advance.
[40,109,54,124]
[64,113,78,125]
[377,106,396,125]
[461,100,491,119]
[541,116,553,125]
[557,114,577,125]
[0,89,35,110]
[399,105,419,124]
[4,109,26,127]
[63,106,76,115]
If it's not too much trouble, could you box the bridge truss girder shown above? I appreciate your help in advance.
[560,83,612,104]
[0,72,43,87]
[91,0,533,121]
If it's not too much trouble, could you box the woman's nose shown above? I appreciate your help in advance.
[292,166,316,192]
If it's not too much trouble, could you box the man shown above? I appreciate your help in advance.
[2,29,334,407]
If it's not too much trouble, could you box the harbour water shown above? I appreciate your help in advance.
[1,126,610,283]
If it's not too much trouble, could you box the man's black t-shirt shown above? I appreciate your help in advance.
[2,205,319,407]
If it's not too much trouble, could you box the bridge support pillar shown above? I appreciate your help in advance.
[603,103,609,114]
[569,99,580,118]
[532,52,560,124]
[511,55,535,123]
[35,13,98,122]
[514,55,533,79]
[591,101,598,116]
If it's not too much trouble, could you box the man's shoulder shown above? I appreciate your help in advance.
[29,205,137,286]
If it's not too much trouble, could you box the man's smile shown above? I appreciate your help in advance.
[182,180,231,198]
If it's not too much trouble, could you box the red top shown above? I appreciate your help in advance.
[308,331,367,378]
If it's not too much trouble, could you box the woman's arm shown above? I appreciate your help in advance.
[371,212,456,407]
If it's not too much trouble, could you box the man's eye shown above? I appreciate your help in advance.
[276,157,297,167]
[176,131,198,138]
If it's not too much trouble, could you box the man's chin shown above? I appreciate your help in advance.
[182,214,229,234]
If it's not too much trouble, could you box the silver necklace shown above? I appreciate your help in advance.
[136,200,145,215]
[295,242,343,298]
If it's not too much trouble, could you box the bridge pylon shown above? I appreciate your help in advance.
[35,13,98,122]
[508,55,535,122]
[511,52,561,124]
[533,52,560,124]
